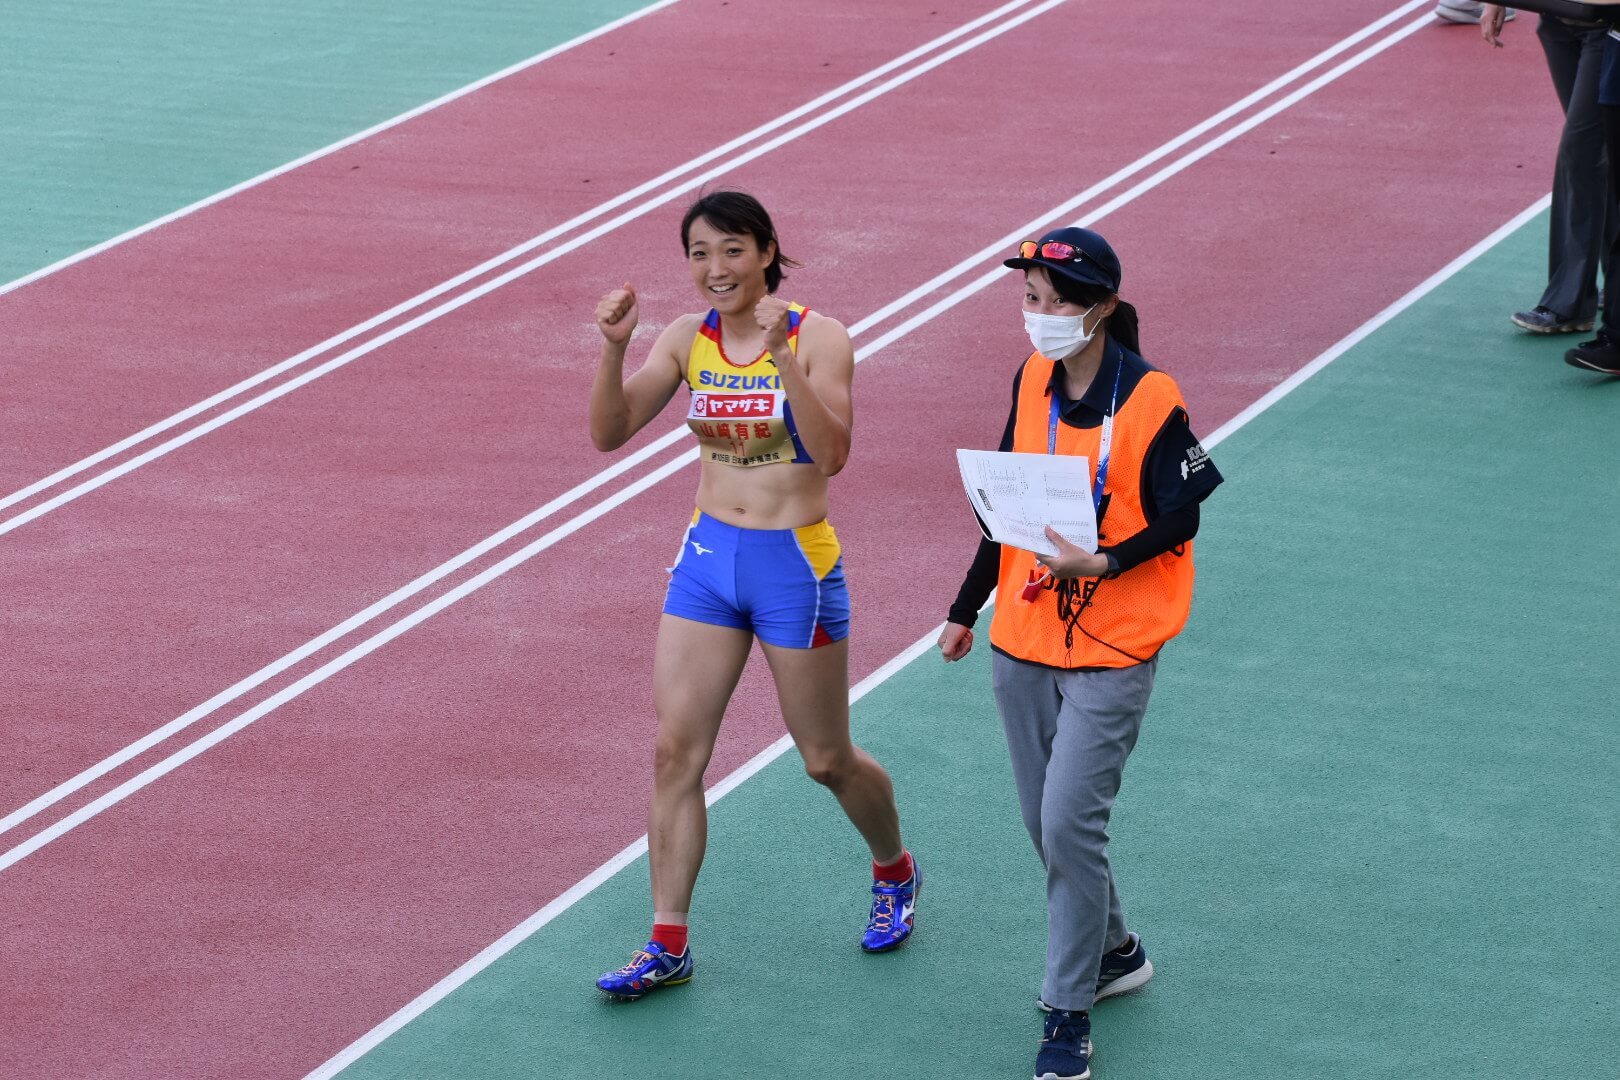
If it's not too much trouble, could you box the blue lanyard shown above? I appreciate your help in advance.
[1047,355,1122,515]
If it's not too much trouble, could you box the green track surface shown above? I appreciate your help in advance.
[338,215,1618,1078]
[0,0,655,285]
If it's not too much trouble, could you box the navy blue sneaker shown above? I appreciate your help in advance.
[596,942,694,1000]
[1094,932,1154,1002]
[1035,1008,1093,1080]
[1038,933,1154,1011]
[861,860,920,952]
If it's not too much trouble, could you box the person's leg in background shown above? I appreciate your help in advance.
[1520,17,1613,333]
[1565,31,1620,374]
[1436,1,1486,25]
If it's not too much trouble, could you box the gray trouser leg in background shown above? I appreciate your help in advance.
[1538,17,1613,320]
[992,651,1156,1013]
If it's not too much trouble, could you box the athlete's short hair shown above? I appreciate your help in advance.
[680,191,800,293]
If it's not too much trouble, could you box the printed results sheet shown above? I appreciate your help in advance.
[956,450,1097,557]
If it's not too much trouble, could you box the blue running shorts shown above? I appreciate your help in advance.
[663,512,850,648]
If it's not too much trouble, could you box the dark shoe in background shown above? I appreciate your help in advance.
[1565,332,1620,376]
[1513,306,1594,334]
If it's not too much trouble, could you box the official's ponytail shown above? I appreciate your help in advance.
[1106,299,1140,355]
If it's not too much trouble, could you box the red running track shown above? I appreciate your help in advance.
[0,0,1005,498]
[0,0,1394,837]
[0,0,1077,818]
[0,4,1555,1077]
[0,0,1399,835]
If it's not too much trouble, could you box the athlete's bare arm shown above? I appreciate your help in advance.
[756,299,854,476]
[589,284,697,452]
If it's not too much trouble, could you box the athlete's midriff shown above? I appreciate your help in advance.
[695,456,829,531]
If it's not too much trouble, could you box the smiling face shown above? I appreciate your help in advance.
[686,216,775,315]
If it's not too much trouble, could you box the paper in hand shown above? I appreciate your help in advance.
[956,449,1098,557]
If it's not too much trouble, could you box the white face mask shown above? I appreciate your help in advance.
[1023,305,1098,361]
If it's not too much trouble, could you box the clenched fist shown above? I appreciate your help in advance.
[937,622,973,662]
[755,295,794,356]
[596,283,639,346]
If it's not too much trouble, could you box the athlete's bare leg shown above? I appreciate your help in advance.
[648,614,754,917]
[761,638,904,864]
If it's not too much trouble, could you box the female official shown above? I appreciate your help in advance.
[588,191,917,1001]
[938,227,1221,1079]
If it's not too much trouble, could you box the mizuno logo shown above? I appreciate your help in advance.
[691,542,712,556]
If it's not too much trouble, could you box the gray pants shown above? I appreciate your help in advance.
[1538,16,1614,320]
[992,651,1156,1012]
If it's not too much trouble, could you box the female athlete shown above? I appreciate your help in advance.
[588,191,918,1001]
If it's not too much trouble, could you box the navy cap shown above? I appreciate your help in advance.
[1003,226,1122,293]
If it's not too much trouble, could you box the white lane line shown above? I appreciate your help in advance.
[0,1,1435,842]
[0,0,1066,538]
[302,190,1554,1080]
[0,0,682,301]
[303,626,942,1080]
[0,429,687,838]
[1203,194,1553,451]
[0,0,1045,518]
[0,448,699,877]
[0,0,1035,832]
[0,0,1428,537]
[846,0,1432,339]
[846,7,1440,364]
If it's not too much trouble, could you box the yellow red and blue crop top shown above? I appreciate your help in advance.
[684,303,815,467]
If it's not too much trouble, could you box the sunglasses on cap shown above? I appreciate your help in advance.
[1018,240,1089,263]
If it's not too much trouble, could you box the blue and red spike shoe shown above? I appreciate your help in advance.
[861,860,921,952]
[596,941,694,1001]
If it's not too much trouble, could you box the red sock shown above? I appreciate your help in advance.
[872,850,913,883]
[651,922,688,956]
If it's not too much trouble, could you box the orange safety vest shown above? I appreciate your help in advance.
[989,351,1197,669]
